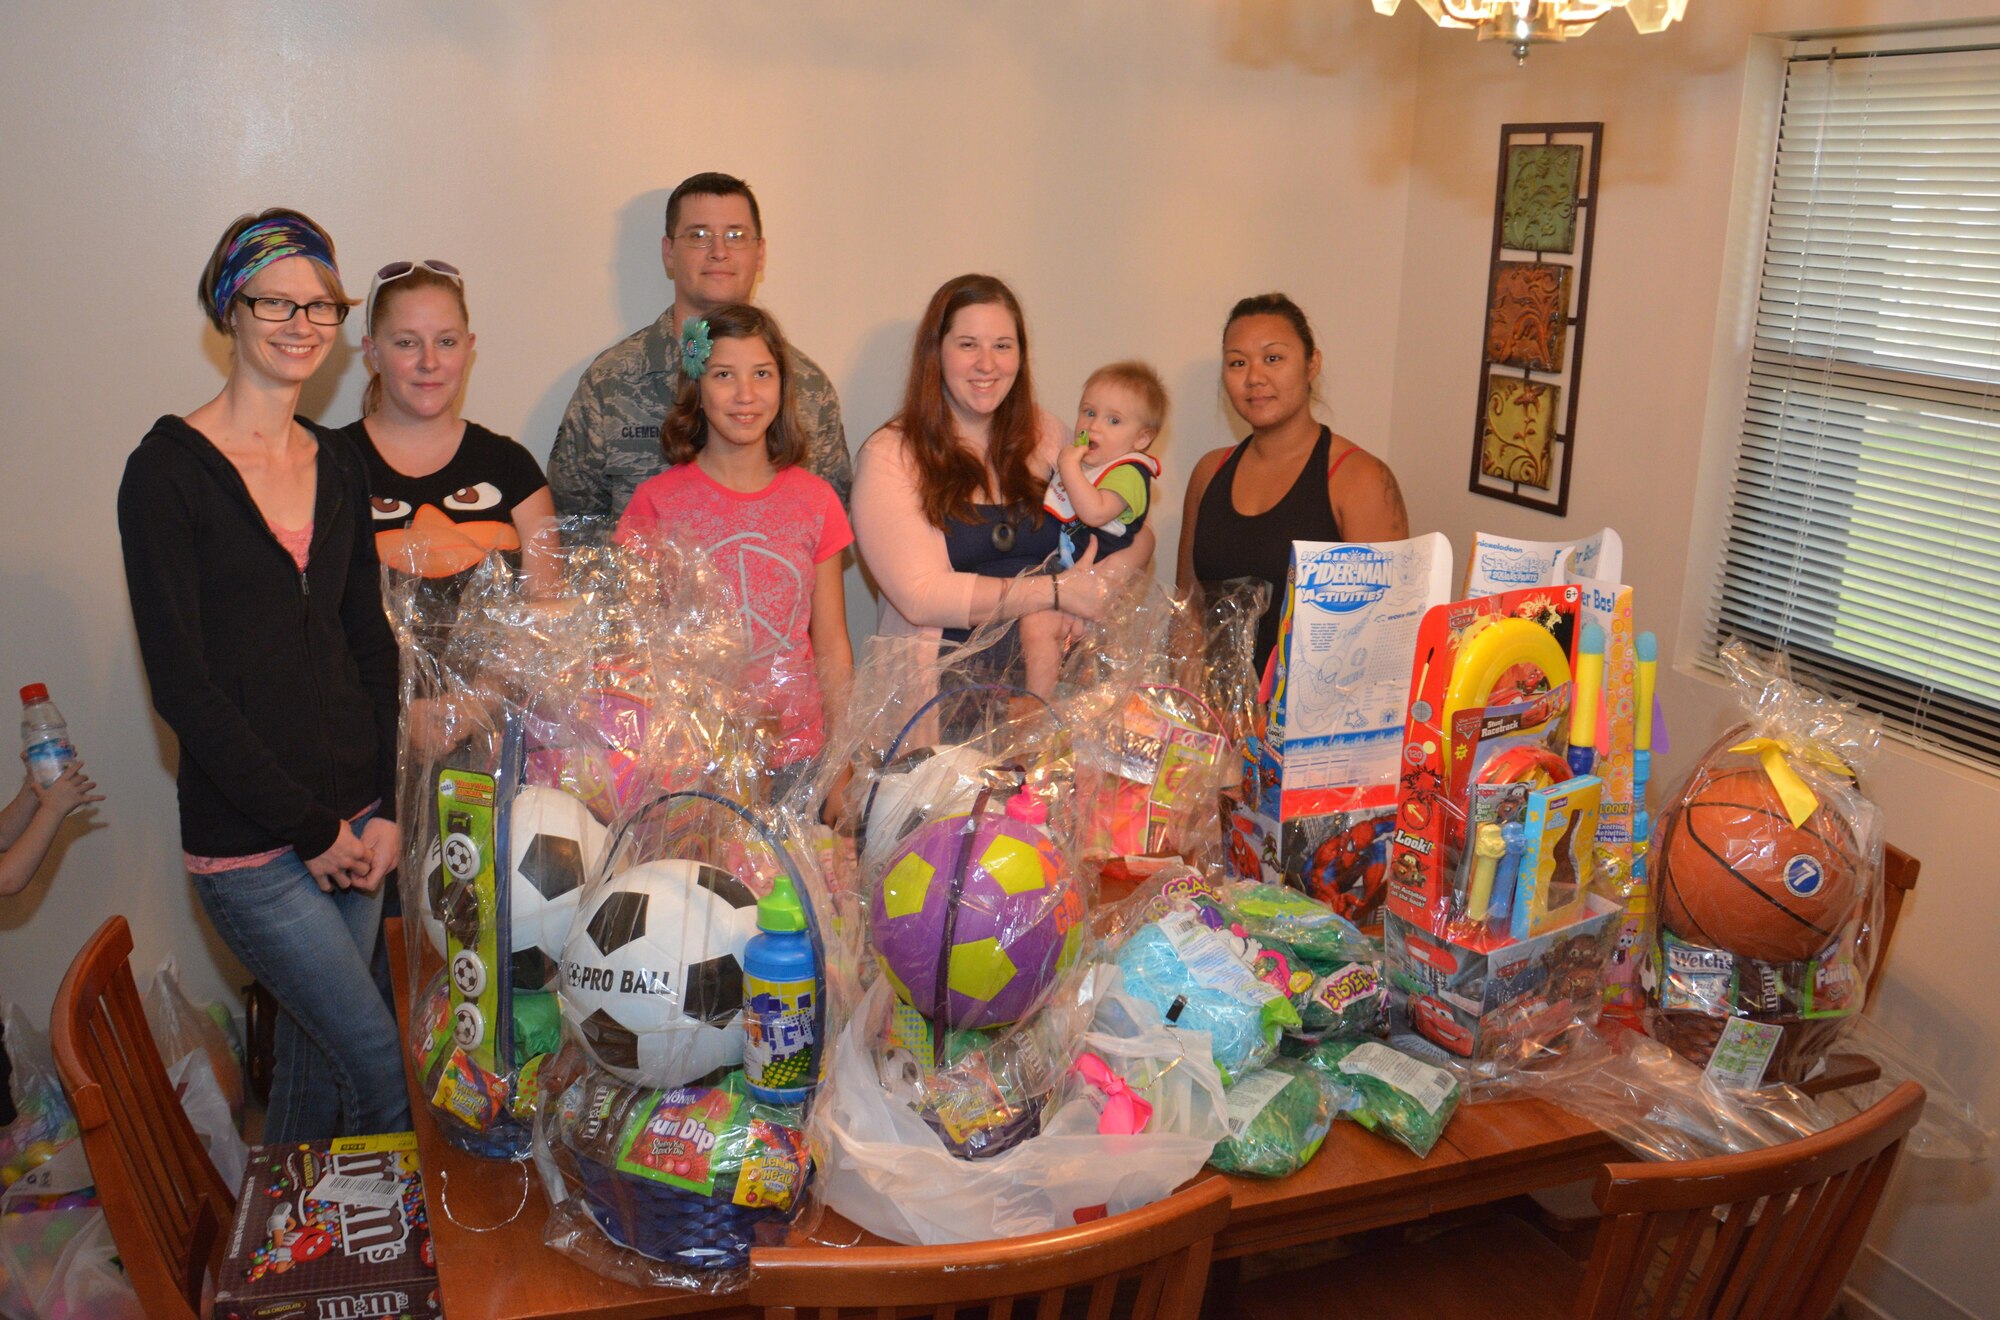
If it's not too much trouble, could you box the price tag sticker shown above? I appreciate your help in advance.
[1704,1018,1784,1090]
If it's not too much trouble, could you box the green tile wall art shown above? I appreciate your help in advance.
[1471,123,1601,516]
[1502,145,1583,253]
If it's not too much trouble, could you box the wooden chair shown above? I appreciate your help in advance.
[752,1176,1232,1320]
[1865,842,1920,1003]
[49,915,236,1320]
[1236,1081,1925,1320]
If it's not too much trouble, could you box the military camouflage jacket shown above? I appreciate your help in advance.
[548,306,851,517]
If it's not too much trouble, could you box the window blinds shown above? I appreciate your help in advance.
[1713,43,2000,767]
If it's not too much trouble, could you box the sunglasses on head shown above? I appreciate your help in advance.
[365,259,464,327]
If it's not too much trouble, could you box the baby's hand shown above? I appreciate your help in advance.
[35,761,104,817]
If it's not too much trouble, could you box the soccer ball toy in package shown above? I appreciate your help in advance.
[537,788,832,1293]
[1648,642,1885,1086]
[388,532,748,1159]
[815,627,1093,1163]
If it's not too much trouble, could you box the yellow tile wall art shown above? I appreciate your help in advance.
[1481,375,1560,490]
[1486,262,1571,373]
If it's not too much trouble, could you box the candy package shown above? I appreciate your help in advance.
[1208,1056,1343,1179]
[1304,1039,1463,1159]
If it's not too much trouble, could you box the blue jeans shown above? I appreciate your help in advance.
[192,825,410,1143]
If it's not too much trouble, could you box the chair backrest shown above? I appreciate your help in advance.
[49,915,237,1320]
[753,1176,1232,1320]
[1864,843,1920,1003]
[1575,1080,1925,1320]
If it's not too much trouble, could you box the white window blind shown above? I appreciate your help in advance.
[1713,41,2000,768]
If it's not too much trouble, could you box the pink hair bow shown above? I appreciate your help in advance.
[1073,1053,1154,1136]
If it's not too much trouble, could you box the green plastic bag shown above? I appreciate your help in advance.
[1305,1039,1462,1159]
[1207,1057,1341,1178]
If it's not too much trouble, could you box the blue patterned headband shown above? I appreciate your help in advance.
[212,217,340,323]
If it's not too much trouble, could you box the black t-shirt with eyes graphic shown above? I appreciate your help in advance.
[335,420,548,582]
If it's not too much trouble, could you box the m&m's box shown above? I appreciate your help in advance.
[214,1132,438,1320]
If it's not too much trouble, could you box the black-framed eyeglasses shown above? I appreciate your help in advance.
[675,225,757,251]
[238,295,349,326]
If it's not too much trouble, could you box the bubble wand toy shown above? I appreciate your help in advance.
[1567,620,1605,778]
[1631,631,1657,883]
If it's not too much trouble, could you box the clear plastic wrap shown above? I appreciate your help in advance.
[385,526,752,1162]
[535,787,835,1294]
[1470,1016,1995,1165]
[1049,579,1265,887]
[1648,642,1886,1084]
[817,620,1086,1160]
[810,965,1228,1245]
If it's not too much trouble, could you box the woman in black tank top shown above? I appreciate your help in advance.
[1177,294,1409,680]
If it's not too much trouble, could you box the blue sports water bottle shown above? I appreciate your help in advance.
[743,873,819,1105]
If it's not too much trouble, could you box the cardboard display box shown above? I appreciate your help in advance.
[214,1133,438,1320]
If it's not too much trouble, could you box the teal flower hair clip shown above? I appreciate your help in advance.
[680,318,713,379]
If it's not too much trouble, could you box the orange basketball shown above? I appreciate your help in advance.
[1658,767,1862,964]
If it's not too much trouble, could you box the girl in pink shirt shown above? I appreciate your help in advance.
[616,304,853,781]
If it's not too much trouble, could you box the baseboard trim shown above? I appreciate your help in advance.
[1846,1243,1982,1320]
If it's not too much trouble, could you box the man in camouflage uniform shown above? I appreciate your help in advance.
[549,172,850,517]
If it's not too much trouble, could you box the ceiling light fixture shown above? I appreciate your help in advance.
[1372,0,1689,64]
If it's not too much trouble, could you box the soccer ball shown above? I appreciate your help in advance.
[869,792,1082,1030]
[418,784,607,991]
[557,858,761,1088]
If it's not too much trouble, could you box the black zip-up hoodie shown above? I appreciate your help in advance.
[118,415,399,860]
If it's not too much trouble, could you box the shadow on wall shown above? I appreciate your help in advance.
[1212,1,1420,193]
[514,190,674,468]
[1219,0,1385,73]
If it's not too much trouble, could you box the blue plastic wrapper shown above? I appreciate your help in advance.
[1113,911,1297,1080]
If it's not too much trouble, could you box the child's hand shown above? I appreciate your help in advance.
[34,761,104,817]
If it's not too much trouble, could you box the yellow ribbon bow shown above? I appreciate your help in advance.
[1727,737,1854,829]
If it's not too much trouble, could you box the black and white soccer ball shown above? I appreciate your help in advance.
[556,858,760,1088]
[419,784,607,993]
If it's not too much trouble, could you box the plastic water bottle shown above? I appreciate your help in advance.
[19,684,75,788]
[742,873,818,1105]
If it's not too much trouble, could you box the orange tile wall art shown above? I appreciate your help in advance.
[1486,262,1571,373]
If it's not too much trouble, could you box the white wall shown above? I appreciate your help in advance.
[1384,3,2000,1314]
[0,4,1418,1028]
[7,0,1995,1311]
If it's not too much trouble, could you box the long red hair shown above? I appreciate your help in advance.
[893,274,1044,529]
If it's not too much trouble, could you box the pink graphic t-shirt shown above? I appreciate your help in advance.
[616,463,852,763]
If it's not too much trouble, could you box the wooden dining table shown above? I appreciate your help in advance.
[386,919,1628,1319]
